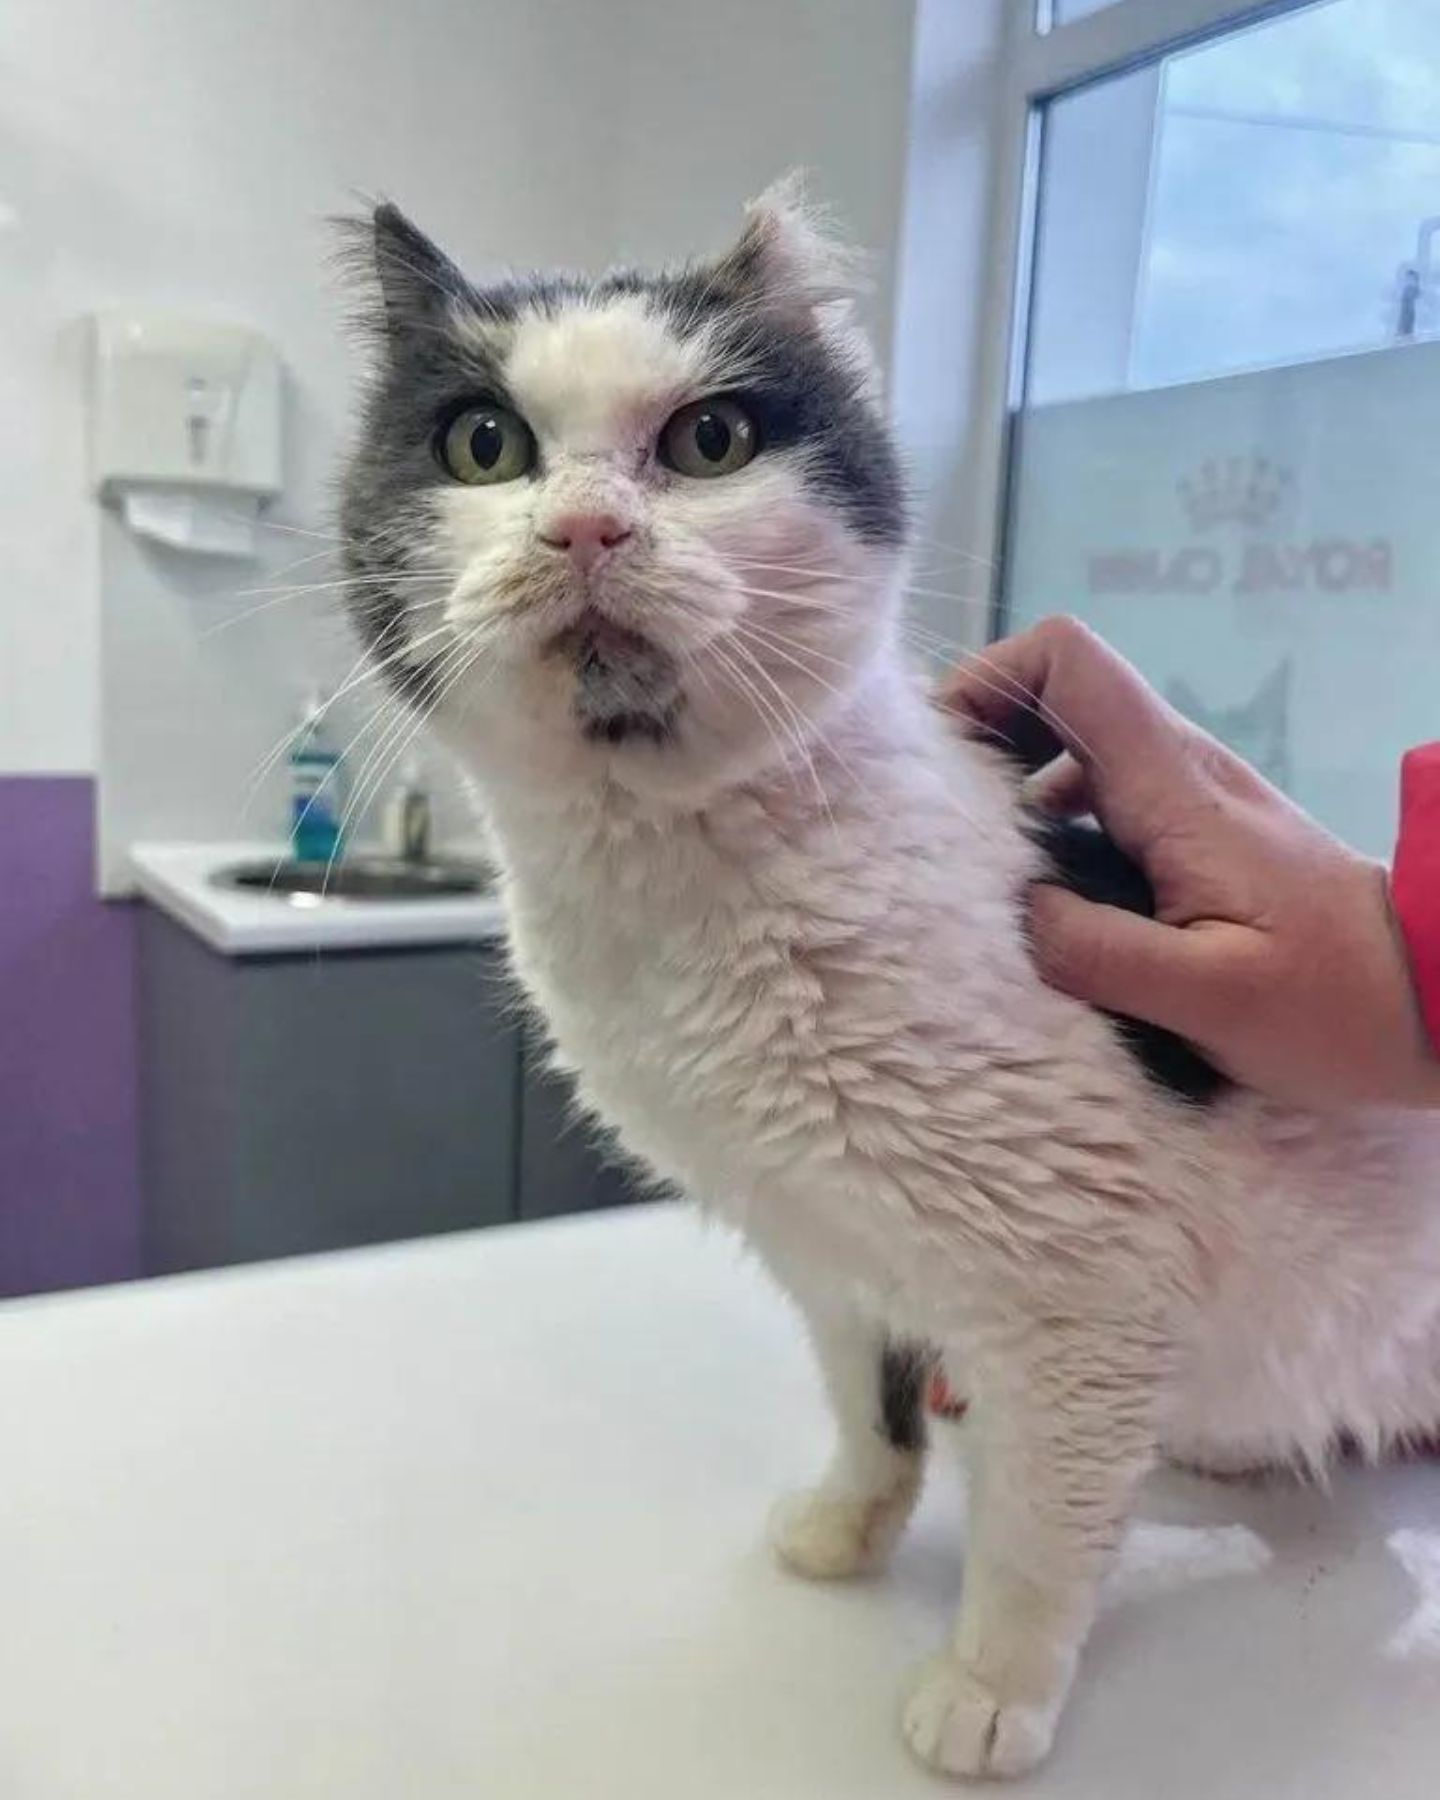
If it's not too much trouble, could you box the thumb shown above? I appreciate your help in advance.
[1027,884,1224,1044]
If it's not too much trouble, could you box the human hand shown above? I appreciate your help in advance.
[939,616,1440,1110]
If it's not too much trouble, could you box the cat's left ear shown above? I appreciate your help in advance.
[1257,658,1293,704]
[714,174,879,396]
[715,173,868,323]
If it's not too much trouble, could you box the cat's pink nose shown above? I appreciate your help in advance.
[538,512,634,569]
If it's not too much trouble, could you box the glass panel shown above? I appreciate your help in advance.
[1005,0,1440,856]
[1030,0,1440,404]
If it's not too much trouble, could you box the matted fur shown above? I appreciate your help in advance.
[337,184,1440,1780]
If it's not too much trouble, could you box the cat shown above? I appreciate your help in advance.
[1169,660,1291,792]
[336,183,1440,1780]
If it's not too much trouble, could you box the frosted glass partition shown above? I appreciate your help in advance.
[1004,340,1440,857]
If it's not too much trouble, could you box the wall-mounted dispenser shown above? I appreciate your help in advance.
[90,313,282,557]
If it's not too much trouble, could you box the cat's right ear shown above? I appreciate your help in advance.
[335,202,469,339]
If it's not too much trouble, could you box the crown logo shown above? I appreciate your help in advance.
[1177,456,1291,533]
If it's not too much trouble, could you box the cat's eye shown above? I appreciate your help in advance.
[658,397,758,479]
[436,402,535,485]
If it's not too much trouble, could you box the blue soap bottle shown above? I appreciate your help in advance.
[288,687,346,864]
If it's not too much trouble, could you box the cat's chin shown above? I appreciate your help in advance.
[547,608,684,749]
[545,608,657,669]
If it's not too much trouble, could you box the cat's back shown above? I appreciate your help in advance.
[1166,1095,1440,1465]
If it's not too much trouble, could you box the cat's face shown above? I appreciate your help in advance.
[339,185,905,802]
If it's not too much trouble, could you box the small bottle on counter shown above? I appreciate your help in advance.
[289,687,346,864]
[384,756,432,865]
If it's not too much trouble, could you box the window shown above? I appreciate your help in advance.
[1029,0,1440,403]
[997,0,1440,855]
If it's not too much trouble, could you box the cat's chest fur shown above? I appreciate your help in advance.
[485,689,1183,1284]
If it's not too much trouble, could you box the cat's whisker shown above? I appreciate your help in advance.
[907,535,997,573]
[734,638,871,809]
[728,611,854,673]
[350,627,502,849]
[201,587,447,643]
[722,635,840,835]
[262,544,344,584]
[275,637,460,860]
[735,579,991,628]
[707,637,811,797]
[319,630,483,885]
[269,690,408,891]
[732,555,938,581]
[730,620,851,703]
[250,517,343,544]
[920,641,1105,775]
[732,559,992,609]
[240,622,458,816]
[231,569,451,596]
[241,647,387,813]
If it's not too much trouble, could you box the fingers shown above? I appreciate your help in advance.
[938,616,1190,787]
[1026,754,1090,817]
[1027,884,1244,1054]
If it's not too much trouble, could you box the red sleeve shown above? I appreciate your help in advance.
[1391,743,1440,1053]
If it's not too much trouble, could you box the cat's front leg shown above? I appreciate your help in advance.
[770,1286,934,1580]
[902,1315,1166,1780]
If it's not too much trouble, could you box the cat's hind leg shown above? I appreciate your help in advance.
[771,1297,934,1580]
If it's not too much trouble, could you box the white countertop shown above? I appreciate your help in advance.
[2,1203,1438,1799]
[128,839,508,956]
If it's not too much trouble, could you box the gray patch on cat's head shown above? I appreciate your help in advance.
[333,204,520,689]
[647,262,906,547]
[618,188,905,546]
[334,189,906,692]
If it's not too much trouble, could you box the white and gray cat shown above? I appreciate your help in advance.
[337,185,1440,1780]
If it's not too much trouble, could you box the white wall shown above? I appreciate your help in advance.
[608,0,917,364]
[3,0,624,795]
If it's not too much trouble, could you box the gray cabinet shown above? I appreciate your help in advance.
[137,905,638,1275]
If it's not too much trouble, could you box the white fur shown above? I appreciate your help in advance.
[380,200,1440,1780]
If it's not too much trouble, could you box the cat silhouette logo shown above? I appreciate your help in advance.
[1168,662,1291,792]
[1088,451,1391,599]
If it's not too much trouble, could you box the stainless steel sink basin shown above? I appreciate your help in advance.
[214,856,493,903]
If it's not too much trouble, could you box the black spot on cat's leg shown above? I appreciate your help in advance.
[880,1339,935,1454]
[1022,812,1229,1105]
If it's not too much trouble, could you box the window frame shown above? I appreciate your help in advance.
[975,0,1321,635]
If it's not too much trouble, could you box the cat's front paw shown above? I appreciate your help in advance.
[769,1480,916,1580]
[901,1655,1061,1781]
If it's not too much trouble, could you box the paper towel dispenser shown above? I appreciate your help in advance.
[90,313,283,555]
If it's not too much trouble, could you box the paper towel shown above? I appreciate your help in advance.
[121,490,260,557]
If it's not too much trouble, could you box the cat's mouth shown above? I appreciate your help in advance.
[548,610,683,747]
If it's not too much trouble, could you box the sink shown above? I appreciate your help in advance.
[213,855,493,903]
